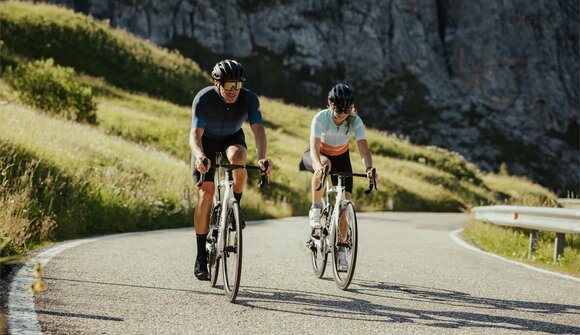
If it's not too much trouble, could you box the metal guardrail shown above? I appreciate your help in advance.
[471,205,580,262]
[557,198,580,209]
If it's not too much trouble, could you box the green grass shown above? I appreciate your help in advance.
[463,220,580,277]
[0,102,194,256]
[481,173,558,206]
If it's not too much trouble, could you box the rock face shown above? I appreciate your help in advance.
[46,0,579,195]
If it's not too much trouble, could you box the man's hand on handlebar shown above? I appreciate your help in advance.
[195,156,210,173]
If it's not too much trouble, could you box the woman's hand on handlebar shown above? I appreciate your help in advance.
[258,158,273,175]
[366,167,378,184]
[314,164,329,182]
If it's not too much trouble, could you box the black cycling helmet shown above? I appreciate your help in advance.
[211,59,245,82]
[328,83,354,110]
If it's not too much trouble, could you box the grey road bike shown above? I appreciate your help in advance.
[306,165,376,290]
[196,153,268,302]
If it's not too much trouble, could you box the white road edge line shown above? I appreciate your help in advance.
[7,233,135,334]
[450,228,580,283]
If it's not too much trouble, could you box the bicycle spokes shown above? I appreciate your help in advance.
[331,202,358,290]
[309,210,329,278]
[222,204,242,302]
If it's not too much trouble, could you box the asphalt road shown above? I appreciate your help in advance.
[2,212,580,334]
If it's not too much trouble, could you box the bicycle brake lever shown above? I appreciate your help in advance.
[258,160,269,189]
[195,157,210,188]
[364,168,377,194]
[315,165,329,191]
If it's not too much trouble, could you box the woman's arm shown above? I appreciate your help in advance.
[356,139,373,170]
[310,136,324,172]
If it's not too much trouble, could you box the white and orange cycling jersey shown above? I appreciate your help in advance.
[310,109,366,156]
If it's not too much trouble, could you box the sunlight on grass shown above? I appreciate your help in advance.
[464,220,580,276]
[482,174,557,206]
[0,104,191,200]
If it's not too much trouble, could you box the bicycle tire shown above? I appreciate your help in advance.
[208,204,221,287]
[310,207,329,278]
[330,201,358,290]
[222,201,242,302]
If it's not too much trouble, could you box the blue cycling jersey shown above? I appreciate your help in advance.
[191,86,263,140]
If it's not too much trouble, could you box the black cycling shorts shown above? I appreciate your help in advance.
[300,147,353,193]
[192,129,247,185]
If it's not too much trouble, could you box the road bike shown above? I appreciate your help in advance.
[196,153,268,302]
[306,165,376,290]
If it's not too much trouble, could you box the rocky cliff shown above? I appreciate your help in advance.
[45,0,579,195]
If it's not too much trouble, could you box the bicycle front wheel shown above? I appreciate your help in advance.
[208,204,221,287]
[222,201,242,302]
[330,201,358,290]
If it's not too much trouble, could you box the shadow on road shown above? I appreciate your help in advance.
[36,309,123,322]
[237,279,580,334]
[42,276,223,297]
[353,279,580,314]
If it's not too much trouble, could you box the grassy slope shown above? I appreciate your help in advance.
[0,103,193,238]
[0,1,210,105]
[0,1,562,261]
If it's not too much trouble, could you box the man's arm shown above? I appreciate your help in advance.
[190,128,209,172]
[250,123,273,174]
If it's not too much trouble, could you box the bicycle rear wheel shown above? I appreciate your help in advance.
[309,207,329,278]
[330,201,358,290]
[222,201,242,302]
[207,204,221,287]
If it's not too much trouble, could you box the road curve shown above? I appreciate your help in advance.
[5,212,580,334]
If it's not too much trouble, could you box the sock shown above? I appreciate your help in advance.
[311,201,322,209]
[196,233,208,260]
[234,192,243,206]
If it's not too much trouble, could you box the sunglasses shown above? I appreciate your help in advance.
[221,81,243,91]
[332,105,354,114]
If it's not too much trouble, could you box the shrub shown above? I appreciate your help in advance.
[0,1,211,105]
[5,58,97,123]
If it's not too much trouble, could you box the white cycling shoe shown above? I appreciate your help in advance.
[308,207,321,228]
[337,250,348,271]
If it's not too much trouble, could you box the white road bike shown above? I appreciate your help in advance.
[306,165,377,290]
[197,153,269,303]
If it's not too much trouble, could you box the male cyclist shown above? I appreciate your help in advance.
[190,59,273,281]
[300,83,376,270]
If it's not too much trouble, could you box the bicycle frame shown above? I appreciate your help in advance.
[322,175,351,247]
[212,165,238,263]
[308,165,376,290]
[201,152,269,302]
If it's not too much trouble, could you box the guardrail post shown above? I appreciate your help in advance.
[553,233,565,262]
[528,230,539,257]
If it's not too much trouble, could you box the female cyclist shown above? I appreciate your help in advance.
[300,83,376,269]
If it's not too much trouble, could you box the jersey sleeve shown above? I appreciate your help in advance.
[246,93,263,125]
[191,92,206,129]
[310,113,322,139]
[352,116,366,140]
